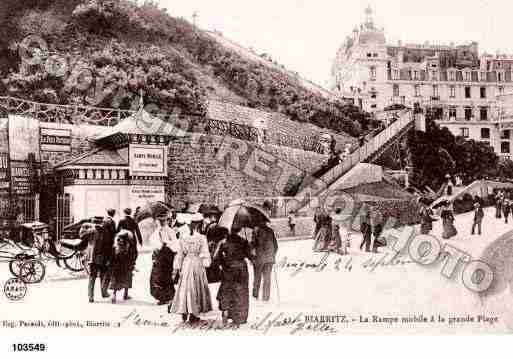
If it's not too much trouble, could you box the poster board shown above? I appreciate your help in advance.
[129,144,167,177]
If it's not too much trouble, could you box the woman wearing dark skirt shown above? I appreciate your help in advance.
[214,227,253,326]
[440,203,457,239]
[150,244,176,305]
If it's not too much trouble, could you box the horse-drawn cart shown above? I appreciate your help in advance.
[0,221,89,283]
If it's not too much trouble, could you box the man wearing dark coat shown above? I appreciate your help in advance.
[251,222,278,301]
[117,208,143,246]
[79,222,106,303]
[101,209,116,297]
[471,202,484,235]
[359,205,372,252]
[117,208,141,300]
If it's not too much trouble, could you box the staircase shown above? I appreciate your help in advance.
[292,109,416,212]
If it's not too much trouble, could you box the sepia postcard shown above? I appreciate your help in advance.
[1,0,513,348]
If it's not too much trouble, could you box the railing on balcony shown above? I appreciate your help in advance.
[0,96,135,126]
[0,96,324,153]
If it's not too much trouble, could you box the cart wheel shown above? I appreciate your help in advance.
[8,260,24,278]
[20,260,46,284]
[64,252,87,273]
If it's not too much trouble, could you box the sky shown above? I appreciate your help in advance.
[157,0,513,88]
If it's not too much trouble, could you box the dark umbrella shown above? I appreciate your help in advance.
[218,201,270,233]
[477,228,513,300]
[135,201,172,223]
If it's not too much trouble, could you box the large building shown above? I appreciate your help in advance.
[331,6,513,159]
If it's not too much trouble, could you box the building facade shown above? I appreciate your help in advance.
[331,6,513,159]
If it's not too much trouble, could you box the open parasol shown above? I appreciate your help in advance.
[218,200,270,233]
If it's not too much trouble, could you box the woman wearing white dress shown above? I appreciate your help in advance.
[170,214,212,323]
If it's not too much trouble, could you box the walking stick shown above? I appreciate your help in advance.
[273,265,281,304]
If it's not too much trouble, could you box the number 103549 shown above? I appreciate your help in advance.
[12,343,46,352]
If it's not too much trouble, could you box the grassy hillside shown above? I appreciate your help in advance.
[0,0,371,138]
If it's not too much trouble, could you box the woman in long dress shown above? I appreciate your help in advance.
[149,211,179,305]
[170,215,213,324]
[313,209,332,252]
[440,203,457,239]
[109,230,133,303]
[214,227,252,326]
[419,199,435,235]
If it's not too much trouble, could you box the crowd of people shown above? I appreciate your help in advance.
[312,205,386,255]
[78,205,279,327]
[417,187,513,239]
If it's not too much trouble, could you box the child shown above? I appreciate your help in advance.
[109,230,133,303]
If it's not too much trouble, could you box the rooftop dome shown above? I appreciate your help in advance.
[358,29,386,45]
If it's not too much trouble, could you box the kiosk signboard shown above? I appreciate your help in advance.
[129,144,167,177]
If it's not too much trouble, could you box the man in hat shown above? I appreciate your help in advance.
[359,205,372,252]
[101,208,117,297]
[79,222,106,303]
[251,221,278,301]
[471,202,484,235]
[118,208,142,245]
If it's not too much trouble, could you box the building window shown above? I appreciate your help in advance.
[480,87,486,98]
[449,71,455,81]
[373,53,378,57]
[414,84,420,97]
[501,130,510,139]
[414,70,419,80]
[465,107,473,121]
[465,71,471,81]
[370,66,376,80]
[449,107,457,119]
[481,128,490,139]
[393,84,400,97]
[480,107,488,121]
[480,72,486,81]
[498,72,503,82]
[367,53,372,58]
[371,104,377,109]
[449,86,456,98]
[370,88,377,99]
[460,128,469,138]
[432,85,439,98]
[499,86,504,95]
[465,86,471,98]
[432,70,437,81]
[502,142,510,154]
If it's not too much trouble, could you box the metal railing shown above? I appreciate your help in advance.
[319,110,413,188]
[0,96,135,126]
[292,110,415,210]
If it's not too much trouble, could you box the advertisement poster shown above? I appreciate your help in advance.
[40,127,72,152]
[129,144,167,177]
[8,115,40,162]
